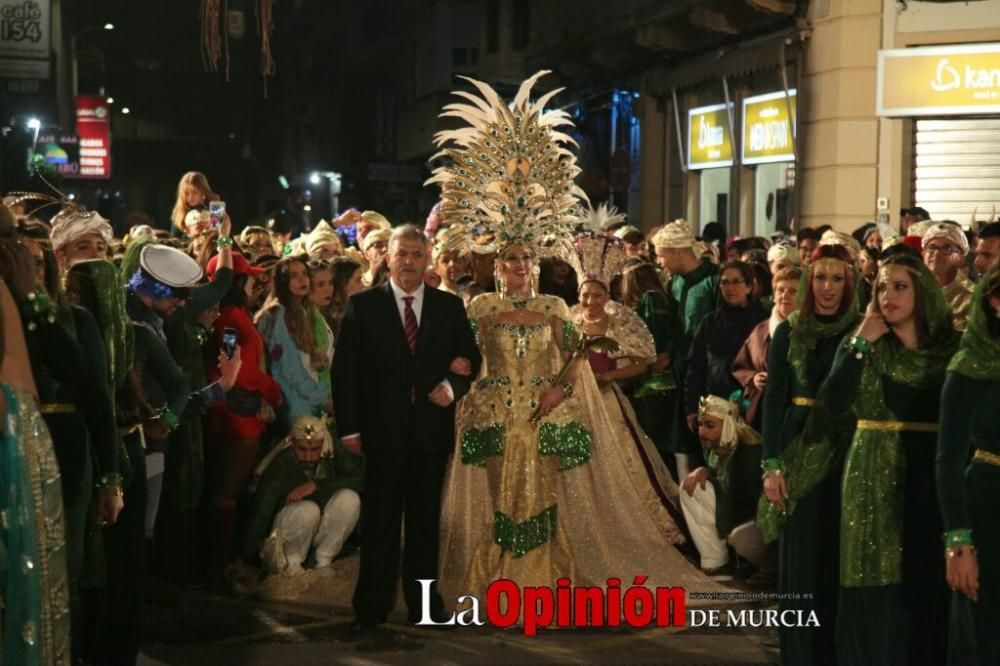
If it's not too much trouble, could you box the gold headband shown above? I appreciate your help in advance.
[810,257,848,273]
[877,262,920,285]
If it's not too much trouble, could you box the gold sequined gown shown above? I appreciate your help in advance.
[440,294,720,600]
[569,301,680,509]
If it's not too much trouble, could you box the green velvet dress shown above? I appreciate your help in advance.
[23,302,118,661]
[757,312,856,666]
[823,350,950,666]
[937,373,1000,666]
[820,262,957,666]
[935,275,1000,666]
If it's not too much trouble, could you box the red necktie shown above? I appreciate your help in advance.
[403,296,419,354]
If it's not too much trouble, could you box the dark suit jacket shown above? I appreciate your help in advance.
[333,282,482,456]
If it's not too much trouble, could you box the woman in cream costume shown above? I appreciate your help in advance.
[566,231,679,507]
[433,72,719,599]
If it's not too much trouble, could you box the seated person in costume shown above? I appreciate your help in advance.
[680,395,774,582]
[238,415,363,576]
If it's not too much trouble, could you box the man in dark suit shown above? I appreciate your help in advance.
[333,224,481,628]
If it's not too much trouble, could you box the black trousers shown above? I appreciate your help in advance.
[352,443,449,624]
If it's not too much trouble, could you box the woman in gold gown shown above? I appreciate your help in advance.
[430,71,721,602]
[439,243,715,598]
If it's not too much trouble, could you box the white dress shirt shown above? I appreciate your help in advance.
[389,278,426,326]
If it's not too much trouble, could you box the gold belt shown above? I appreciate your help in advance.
[855,419,938,433]
[40,403,77,415]
[973,449,1000,467]
[791,397,821,407]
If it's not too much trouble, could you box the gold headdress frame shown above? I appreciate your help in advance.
[565,232,628,291]
[425,70,589,258]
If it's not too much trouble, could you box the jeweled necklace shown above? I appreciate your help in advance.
[581,313,609,333]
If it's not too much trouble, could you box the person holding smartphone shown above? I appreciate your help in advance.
[207,250,284,570]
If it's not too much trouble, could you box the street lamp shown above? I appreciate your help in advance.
[27,117,41,151]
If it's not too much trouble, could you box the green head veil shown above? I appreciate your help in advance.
[948,266,1000,381]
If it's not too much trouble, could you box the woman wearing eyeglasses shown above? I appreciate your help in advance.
[683,260,768,436]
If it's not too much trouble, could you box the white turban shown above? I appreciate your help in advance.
[652,219,696,249]
[698,395,761,451]
[304,220,343,257]
[907,219,935,239]
[767,242,800,265]
[360,227,391,253]
[922,222,969,255]
[819,229,862,262]
[49,209,113,252]
[651,219,707,257]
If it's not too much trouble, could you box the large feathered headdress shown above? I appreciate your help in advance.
[425,70,589,257]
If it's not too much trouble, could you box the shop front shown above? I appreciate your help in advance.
[742,90,796,237]
[877,43,1000,227]
[687,102,734,233]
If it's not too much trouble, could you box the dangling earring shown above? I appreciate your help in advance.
[530,264,540,299]
[495,270,506,299]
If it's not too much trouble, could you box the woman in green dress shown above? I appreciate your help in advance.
[757,242,859,665]
[820,249,958,665]
[935,267,1000,666]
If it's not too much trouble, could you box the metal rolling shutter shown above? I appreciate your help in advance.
[913,118,1000,227]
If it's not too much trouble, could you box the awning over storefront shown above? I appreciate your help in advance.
[645,26,804,93]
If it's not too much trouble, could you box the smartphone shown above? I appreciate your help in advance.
[222,327,238,359]
[209,200,226,231]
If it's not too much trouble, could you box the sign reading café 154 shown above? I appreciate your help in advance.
[878,43,1000,116]
[0,1,49,59]
[688,103,733,170]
